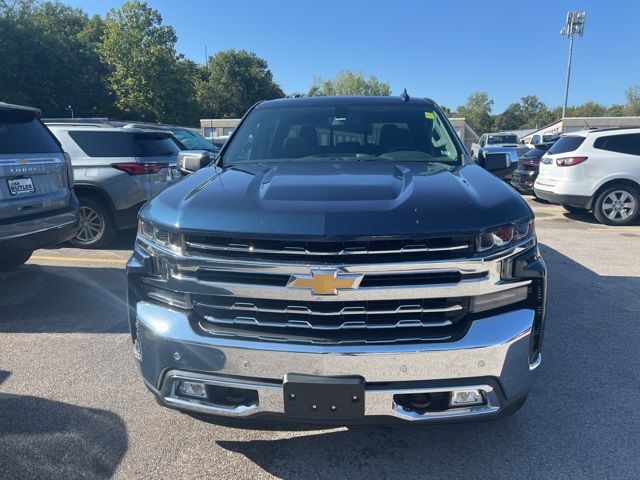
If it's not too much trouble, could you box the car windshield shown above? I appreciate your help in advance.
[173,129,219,152]
[487,134,519,144]
[222,103,461,167]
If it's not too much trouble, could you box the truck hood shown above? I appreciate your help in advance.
[141,161,532,238]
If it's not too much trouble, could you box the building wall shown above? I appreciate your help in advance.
[521,117,640,143]
[200,119,241,138]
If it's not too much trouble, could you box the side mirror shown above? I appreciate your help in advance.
[483,152,510,172]
[177,150,211,175]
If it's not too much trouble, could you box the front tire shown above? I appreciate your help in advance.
[70,197,117,248]
[0,250,33,271]
[562,204,589,215]
[593,185,640,226]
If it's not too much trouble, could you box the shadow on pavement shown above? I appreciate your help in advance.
[0,264,128,334]
[218,244,640,479]
[0,371,128,480]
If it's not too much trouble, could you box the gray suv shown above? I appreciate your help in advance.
[46,122,181,248]
[0,102,78,270]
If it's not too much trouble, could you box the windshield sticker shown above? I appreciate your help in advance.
[424,112,434,119]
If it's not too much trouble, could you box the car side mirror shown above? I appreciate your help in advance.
[177,150,211,174]
[483,153,510,172]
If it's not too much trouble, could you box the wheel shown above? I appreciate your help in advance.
[0,250,33,271]
[562,204,589,215]
[593,185,640,226]
[69,197,117,248]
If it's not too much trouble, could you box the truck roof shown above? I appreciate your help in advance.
[257,95,437,109]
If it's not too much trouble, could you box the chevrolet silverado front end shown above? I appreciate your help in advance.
[126,95,547,425]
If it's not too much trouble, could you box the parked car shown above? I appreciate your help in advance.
[122,123,220,156]
[45,122,182,247]
[510,141,556,194]
[534,128,640,225]
[211,135,229,150]
[0,102,78,271]
[524,134,559,149]
[127,95,546,426]
[471,133,528,181]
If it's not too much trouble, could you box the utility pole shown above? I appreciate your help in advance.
[561,11,586,119]
[204,45,208,66]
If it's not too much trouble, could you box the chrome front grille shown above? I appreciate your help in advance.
[184,235,474,263]
[135,234,535,346]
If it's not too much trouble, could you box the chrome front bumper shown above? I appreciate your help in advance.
[135,301,540,423]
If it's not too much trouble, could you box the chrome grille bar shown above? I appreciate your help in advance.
[202,315,453,330]
[185,241,470,256]
[193,300,463,316]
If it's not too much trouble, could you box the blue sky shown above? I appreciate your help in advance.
[64,0,640,113]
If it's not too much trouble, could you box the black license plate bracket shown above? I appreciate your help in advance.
[283,373,365,420]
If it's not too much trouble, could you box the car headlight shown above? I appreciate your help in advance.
[138,220,183,251]
[478,219,534,252]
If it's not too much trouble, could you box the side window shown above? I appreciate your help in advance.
[531,135,540,145]
[593,133,640,156]
[479,135,485,147]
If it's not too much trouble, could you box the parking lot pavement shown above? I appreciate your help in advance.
[1,200,639,480]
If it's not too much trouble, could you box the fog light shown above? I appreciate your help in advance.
[177,381,207,399]
[469,286,528,313]
[449,389,484,407]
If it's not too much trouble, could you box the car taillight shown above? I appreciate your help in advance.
[556,156,587,167]
[111,163,167,175]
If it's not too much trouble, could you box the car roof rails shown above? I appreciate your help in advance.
[43,118,115,127]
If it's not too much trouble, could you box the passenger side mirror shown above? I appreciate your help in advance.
[177,150,211,175]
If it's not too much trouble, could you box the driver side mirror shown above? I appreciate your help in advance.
[177,150,212,175]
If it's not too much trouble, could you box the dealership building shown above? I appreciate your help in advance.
[521,116,640,143]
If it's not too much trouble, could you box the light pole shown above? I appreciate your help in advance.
[561,11,586,119]
[66,105,74,119]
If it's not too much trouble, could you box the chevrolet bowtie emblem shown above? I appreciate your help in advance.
[287,269,364,295]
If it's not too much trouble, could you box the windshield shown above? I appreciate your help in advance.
[487,134,519,144]
[173,129,219,152]
[223,104,461,167]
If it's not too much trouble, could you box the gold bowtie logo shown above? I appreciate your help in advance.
[287,269,364,295]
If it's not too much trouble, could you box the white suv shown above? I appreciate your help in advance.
[534,128,640,225]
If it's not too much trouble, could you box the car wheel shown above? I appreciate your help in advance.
[593,186,640,226]
[70,197,117,248]
[561,204,589,215]
[0,250,33,271]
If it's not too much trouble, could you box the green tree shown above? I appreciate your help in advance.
[99,0,199,124]
[606,104,627,117]
[197,49,284,118]
[568,101,607,117]
[308,70,391,96]
[625,85,640,115]
[493,103,523,131]
[455,92,494,135]
[0,1,112,116]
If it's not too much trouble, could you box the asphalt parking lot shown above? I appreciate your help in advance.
[1,197,639,480]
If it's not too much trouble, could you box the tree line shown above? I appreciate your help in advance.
[444,89,640,135]
[1,0,638,131]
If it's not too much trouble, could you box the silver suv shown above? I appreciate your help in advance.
[0,102,78,271]
[46,122,182,248]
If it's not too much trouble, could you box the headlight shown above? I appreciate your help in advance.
[138,220,183,251]
[478,219,534,252]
